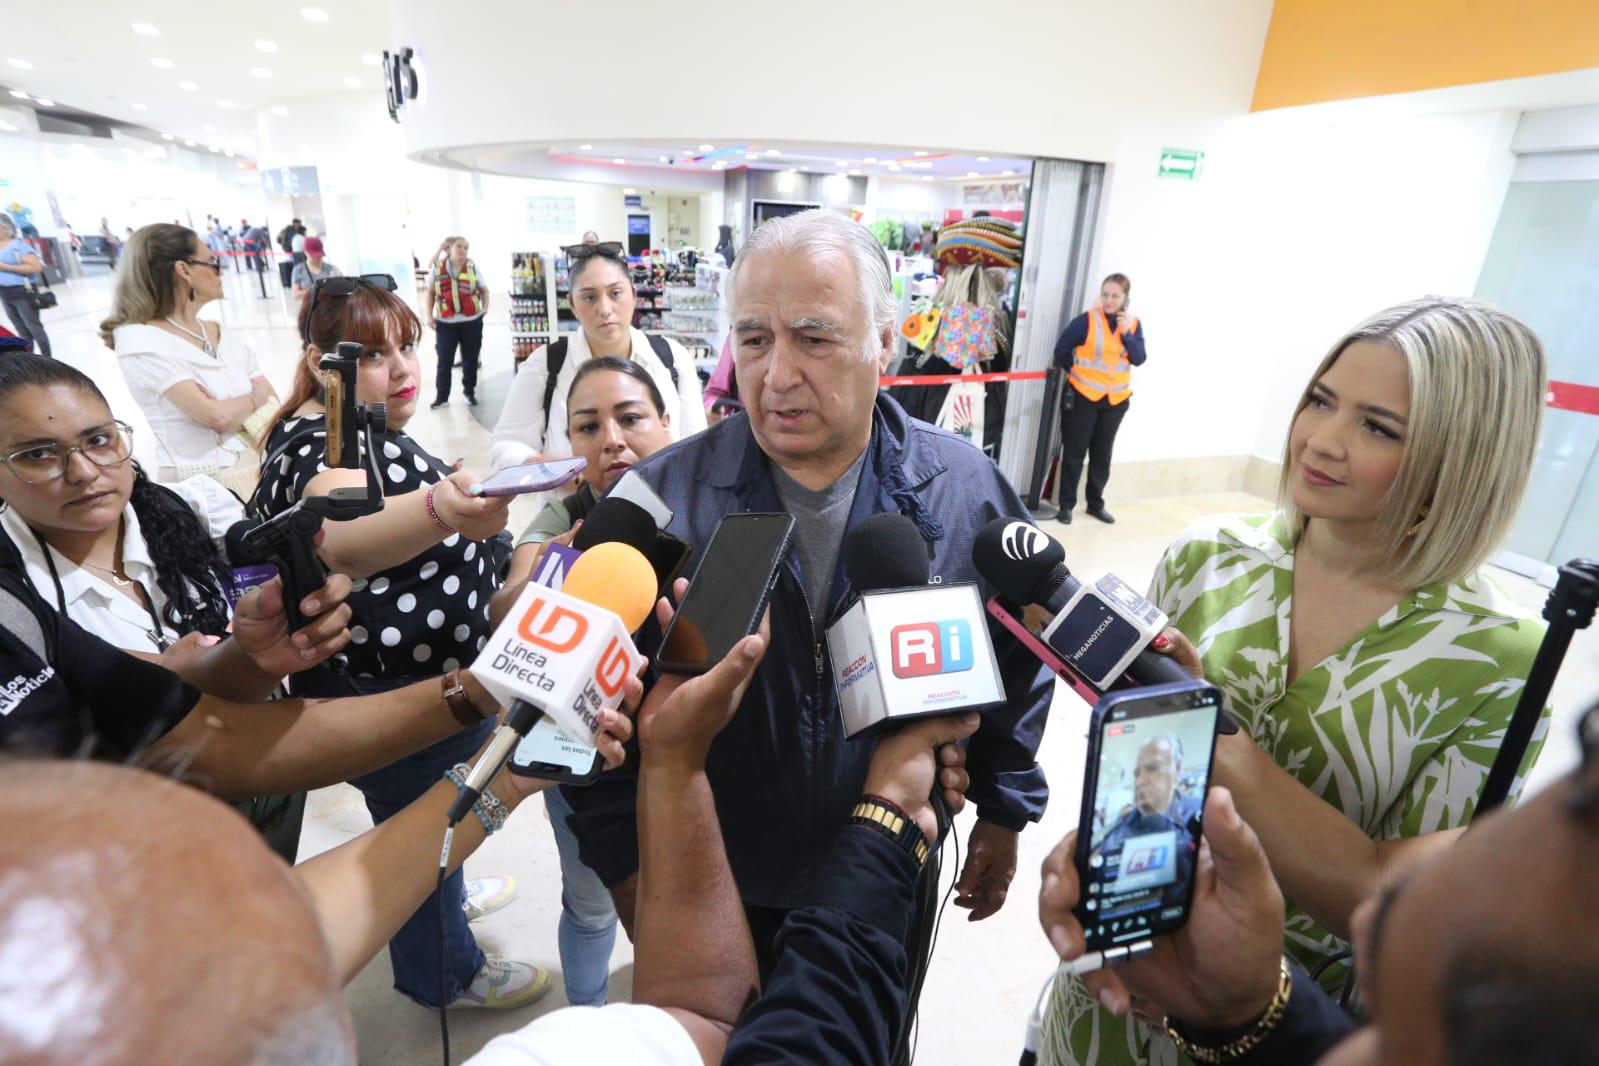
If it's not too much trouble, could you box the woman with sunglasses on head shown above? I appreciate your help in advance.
[490,240,706,473]
[250,274,550,1012]
[0,353,355,860]
[427,235,489,409]
[103,224,279,498]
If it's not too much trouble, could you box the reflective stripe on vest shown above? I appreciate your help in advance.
[436,260,481,319]
[1068,307,1136,405]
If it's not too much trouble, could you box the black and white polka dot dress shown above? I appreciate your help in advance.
[252,414,509,682]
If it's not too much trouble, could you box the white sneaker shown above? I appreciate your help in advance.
[447,955,551,1010]
[464,875,518,922]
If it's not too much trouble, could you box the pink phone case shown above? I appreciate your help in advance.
[473,459,586,497]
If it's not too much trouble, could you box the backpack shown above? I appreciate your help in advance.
[277,226,296,253]
[541,334,679,437]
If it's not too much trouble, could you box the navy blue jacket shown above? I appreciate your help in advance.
[564,395,1052,908]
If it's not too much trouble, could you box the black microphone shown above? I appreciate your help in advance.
[973,518,1224,712]
[572,496,656,555]
[224,516,266,566]
[830,512,1004,738]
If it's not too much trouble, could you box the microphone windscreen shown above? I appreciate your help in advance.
[224,517,266,566]
[562,542,656,632]
[972,518,1066,605]
[572,496,657,555]
[844,512,930,592]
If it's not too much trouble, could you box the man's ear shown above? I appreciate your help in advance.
[875,326,895,371]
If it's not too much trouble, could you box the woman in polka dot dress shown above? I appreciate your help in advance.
[249,277,552,1011]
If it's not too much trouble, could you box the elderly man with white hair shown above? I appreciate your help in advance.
[563,209,1054,1041]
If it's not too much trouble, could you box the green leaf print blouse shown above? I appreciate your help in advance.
[1041,511,1549,1066]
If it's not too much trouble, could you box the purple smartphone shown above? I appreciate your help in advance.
[469,457,587,497]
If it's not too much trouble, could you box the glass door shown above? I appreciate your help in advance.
[1473,178,1599,580]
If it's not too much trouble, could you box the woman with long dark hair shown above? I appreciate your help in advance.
[250,274,548,1011]
[0,353,353,859]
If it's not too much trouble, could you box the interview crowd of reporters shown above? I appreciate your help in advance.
[0,206,1594,1066]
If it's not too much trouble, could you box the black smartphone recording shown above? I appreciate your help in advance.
[657,513,795,675]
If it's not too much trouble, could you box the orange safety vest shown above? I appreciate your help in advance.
[1068,307,1138,405]
[435,259,482,319]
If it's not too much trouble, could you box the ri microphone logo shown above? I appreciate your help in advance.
[890,620,975,679]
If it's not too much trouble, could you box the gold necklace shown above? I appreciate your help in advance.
[79,559,133,587]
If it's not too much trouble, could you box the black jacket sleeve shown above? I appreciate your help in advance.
[724,826,921,1065]
[1123,320,1147,366]
[1052,313,1090,369]
[1174,959,1358,1065]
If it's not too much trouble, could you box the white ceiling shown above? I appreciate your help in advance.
[6,0,395,156]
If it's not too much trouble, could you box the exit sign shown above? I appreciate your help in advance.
[1157,148,1204,180]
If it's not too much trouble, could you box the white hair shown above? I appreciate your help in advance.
[729,210,896,361]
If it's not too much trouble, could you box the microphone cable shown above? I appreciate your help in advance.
[891,788,958,1065]
[437,819,458,1066]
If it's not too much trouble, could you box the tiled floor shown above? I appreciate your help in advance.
[40,271,1599,1064]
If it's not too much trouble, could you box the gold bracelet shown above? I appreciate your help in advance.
[1165,955,1293,1063]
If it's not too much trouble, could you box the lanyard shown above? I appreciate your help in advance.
[31,526,173,653]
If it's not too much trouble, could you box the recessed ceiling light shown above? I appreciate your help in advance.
[698,144,714,151]
[178,80,198,91]
[250,67,271,79]
[765,149,779,157]
[713,160,728,168]
[923,176,935,182]
[7,59,32,71]
[270,104,289,117]
[34,99,53,108]
[612,157,625,164]
[863,157,878,164]
[301,8,330,22]
[744,153,758,161]
[887,164,901,172]
[342,77,361,89]
[131,102,148,111]
[966,171,979,178]
[977,156,991,162]
[224,149,235,157]
[216,99,234,109]
[914,150,929,156]
[360,53,381,66]
[579,143,592,151]
[849,169,861,176]
[132,22,159,37]
[202,125,216,134]
[658,155,668,163]
[786,168,797,175]
[151,56,174,69]
[6,90,26,99]
[835,160,848,167]
[208,145,220,153]
[623,187,636,194]
[0,121,15,133]
[1002,169,1016,176]
[183,139,195,147]
[161,132,174,140]
[255,39,278,53]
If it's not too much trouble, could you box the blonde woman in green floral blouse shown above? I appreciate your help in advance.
[1043,297,1550,1065]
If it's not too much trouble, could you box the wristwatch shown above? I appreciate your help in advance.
[850,794,931,867]
[442,668,487,726]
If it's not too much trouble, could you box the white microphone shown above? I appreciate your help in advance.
[827,514,1006,739]
[448,543,653,823]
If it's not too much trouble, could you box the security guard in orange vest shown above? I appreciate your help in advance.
[1051,273,1146,524]
[428,235,490,409]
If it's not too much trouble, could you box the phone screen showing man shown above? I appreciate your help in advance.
[1077,691,1219,950]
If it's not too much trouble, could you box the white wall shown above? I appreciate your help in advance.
[1086,104,1522,466]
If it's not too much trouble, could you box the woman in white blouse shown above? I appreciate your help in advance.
[101,224,278,496]
[0,354,352,860]
[490,241,705,472]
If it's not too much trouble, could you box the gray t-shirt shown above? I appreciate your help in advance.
[291,259,340,291]
[771,448,868,618]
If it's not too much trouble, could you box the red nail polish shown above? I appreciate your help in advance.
[1153,634,1170,650]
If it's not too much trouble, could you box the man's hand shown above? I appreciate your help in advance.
[638,578,769,770]
[231,574,354,677]
[1038,787,1284,1028]
[861,712,978,843]
[955,820,1019,920]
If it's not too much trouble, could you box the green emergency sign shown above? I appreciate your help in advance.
[1157,148,1204,180]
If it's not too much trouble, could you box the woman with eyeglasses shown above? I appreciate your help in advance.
[0,213,51,358]
[490,240,706,472]
[102,224,279,498]
[427,235,489,409]
[250,274,550,1012]
[0,353,355,861]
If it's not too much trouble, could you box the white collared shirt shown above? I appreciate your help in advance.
[0,476,244,653]
[114,322,265,471]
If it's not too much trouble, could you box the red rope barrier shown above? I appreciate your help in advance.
[879,370,1049,387]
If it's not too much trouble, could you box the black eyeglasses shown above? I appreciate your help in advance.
[563,241,625,261]
[184,257,223,273]
[303,273,400,342]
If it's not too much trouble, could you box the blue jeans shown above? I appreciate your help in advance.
[295,667,493,1006]
[546,785,618,1005]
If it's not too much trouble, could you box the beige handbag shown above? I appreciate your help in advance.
[170,403,274,499]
